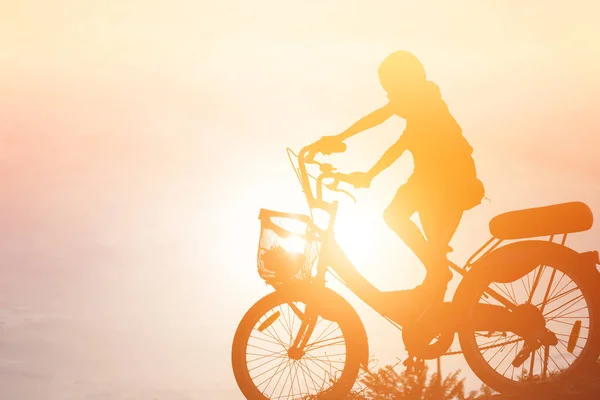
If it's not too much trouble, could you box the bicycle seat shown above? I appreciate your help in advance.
[489,201,593,240]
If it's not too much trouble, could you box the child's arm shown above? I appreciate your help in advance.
[348,136,406,188]
[336,103,395,141]
[366,136,406,179]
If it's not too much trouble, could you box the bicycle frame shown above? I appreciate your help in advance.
[293,144,517,325]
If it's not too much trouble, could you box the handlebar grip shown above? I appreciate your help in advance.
[321,141,347,155]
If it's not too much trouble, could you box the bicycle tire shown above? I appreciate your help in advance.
[231,290,362,399]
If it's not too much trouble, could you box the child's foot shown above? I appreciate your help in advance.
[390,281,448,320]
[410,281,447,305]
[391,265,453,320]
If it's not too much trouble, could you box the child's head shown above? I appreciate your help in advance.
[378,51,427,98]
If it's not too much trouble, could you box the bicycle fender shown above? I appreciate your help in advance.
[463,240,597,284]
[277,281,371,369]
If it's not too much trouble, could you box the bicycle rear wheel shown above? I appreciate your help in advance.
[231,290,362,399]
[458,261,600,395]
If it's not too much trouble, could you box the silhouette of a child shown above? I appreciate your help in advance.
[319,50,485,310]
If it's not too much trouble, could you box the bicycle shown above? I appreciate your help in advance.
[231,140,600,399]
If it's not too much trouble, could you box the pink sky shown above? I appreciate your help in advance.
[1,1,599,398]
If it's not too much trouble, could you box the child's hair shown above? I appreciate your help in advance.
[378,51,427,84]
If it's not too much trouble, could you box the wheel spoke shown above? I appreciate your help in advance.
[308,319,336,348]
[248,349,288,364]
[500,341,521,376]
[544,294,584,318]
[299,358,321,392]
[555,332,588,340]
[508,281,519,304]
[547,352,563,373]
[250,334,287,348]
[255,357,289,389]
[277,305,293,346]
[310,353,347,361]
[274,359,291,400]
[528,345,536,379]
[480,334,517,356]
[306,335,345,351]
[296,359,316,393]
[249,352,289,373]
[555,341,574,367]
[527,265,546,303]
[305,354,342,373]
[255,323,287,348]
[548,274,571,303]
[537,286,579,309]
[494,340,520,373]
[491,283,517,305]
[558,338,585,351]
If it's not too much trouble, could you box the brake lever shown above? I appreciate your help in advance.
[324,180,357,203]
[336,187,357,203]
[324,178,339,191]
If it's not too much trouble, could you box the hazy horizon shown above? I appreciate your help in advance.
[1,1,599,398]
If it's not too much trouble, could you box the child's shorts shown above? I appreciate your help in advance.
[386,174,485,218]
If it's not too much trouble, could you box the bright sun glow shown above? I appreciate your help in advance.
[279,236,306,254]
[276,207,381,264]
[334,208,381,265]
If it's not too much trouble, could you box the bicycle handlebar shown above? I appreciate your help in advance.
[297,141,358,210]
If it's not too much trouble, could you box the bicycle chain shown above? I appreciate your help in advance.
[442,337,524,357]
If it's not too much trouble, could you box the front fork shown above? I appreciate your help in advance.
[287,246,331,357]
[287,201,342,357]
[288,304,319,359]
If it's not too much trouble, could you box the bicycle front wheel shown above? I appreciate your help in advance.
[231,290,362,400]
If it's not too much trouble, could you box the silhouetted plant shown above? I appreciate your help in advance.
[312,359,600,399]
[357,364,480,400]
[306,363,496,399]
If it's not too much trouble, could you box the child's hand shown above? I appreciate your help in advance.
[315,135,346,155]
[347,172,372,189]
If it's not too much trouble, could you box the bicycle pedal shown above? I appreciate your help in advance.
[511,342,540,368]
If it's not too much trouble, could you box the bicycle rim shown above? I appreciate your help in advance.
[232,291,359,399]
[460,263,599,393]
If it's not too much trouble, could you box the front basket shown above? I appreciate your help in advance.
[256,209,320,286]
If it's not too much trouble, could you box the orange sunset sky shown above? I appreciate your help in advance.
[1,1,599,398]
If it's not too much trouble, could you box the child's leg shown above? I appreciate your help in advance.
[419,202,463,287]
[383,185,430,267]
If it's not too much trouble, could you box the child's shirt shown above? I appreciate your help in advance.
[390,81,478,187]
